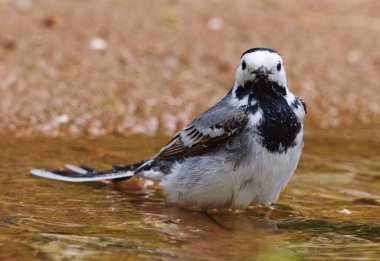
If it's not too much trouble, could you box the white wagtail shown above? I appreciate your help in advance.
[31,48,306,209]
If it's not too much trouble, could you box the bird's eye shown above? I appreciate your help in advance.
[242,60,246,70]
[277,62,281,71]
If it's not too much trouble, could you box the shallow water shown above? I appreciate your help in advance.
[0,128,379,260]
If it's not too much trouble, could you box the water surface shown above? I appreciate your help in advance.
[0,128,379,260]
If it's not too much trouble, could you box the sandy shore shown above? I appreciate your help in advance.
[0,0,379,137]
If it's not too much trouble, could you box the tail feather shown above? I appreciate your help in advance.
[79,165,96,172]
[30,159,173,183]
[30,162,141,183]
[64,164,89,175]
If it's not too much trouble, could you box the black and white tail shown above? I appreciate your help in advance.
[30,162,145,183]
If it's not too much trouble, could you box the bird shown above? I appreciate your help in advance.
[31,48,306,209]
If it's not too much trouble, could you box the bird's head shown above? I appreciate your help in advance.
[233,48,287,100]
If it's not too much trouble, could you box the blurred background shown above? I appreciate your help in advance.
[0,0,379,137]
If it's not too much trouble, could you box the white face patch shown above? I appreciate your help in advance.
[234,50,287,90]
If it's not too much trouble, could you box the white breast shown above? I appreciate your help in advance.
[231,129,303,208]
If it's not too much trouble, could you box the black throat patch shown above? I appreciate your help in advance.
[246,79,301,153]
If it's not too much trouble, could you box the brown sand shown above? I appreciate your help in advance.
[0,0,380,137]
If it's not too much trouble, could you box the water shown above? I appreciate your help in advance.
[0,128,379,260]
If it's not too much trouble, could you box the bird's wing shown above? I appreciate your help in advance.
[155,106,248,160]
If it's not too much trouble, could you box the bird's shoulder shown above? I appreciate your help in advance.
[290,95,307,122]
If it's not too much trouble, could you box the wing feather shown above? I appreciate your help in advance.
[155,108,248,160]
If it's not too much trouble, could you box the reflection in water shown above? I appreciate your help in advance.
[0,129,379,260]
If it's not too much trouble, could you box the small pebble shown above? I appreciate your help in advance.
[338,209,352,215]
[207,17,224,31]
[54,114,69,124]
[90,37,108,51]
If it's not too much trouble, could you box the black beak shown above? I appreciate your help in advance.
[251,66,269,78]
